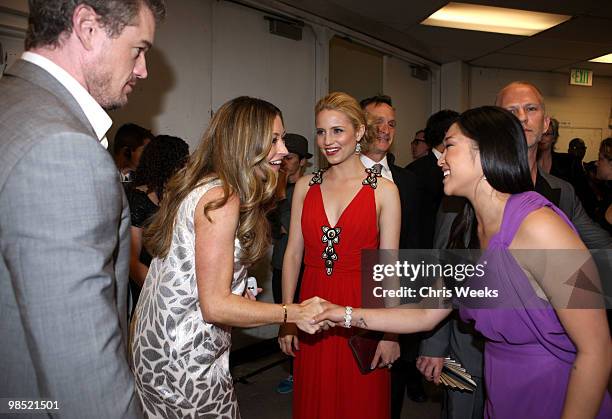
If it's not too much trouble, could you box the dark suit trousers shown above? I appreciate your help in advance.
[391,334,426,419]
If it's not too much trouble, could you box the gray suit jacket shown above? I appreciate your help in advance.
[420,171,612,376]
[0,60,141,418]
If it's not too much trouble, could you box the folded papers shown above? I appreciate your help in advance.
[440,357,477,392]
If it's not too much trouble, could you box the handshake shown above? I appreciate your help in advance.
[278,298,400,369]
[289,296,351,334]
[278,296,345,358]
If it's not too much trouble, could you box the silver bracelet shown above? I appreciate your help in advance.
[343,306,353,328]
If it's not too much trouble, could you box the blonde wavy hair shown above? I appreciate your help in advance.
[144,96,282,265]
[315,91,376,153]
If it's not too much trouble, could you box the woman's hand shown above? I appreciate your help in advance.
[295,296,328,334]
[243,288,262,301]
[278,323,299,357]
[313,301,346,326]
[372,339,400,369]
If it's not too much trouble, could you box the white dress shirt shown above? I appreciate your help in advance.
[21,52,112,149]
[432,147,442,161]
[360,154,394,183]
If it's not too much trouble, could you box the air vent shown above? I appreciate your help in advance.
[266,16,303,41]
[411,65,429,81]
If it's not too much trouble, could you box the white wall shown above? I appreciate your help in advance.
[440,60,469,113]
[0,0,27,77]
[109,0,213,148]
[211,0,317,154]
[469,67,612,162]
[209,0,320,345]
[327,39,435,167]
[383,56,432,167]
[110,0,320,161]
[329,36,383,101]
[0,33,24,75]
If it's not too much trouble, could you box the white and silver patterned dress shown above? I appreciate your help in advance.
[132,179,247,419]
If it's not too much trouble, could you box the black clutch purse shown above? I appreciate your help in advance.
[348,331,384,374]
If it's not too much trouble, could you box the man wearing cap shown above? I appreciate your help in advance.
[271,133,312,394]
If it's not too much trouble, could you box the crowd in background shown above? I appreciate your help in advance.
[111,83,612,419]
[1,1,611,419]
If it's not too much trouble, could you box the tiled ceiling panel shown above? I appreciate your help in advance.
[500,39,610,62]
[326,0,445,26]
[402,25,522,63]
[271,0,612,74]
[537,17,612,44]
[469,53,577,71]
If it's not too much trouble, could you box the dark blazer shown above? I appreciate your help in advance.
[388,154,420,249]
[537,171,611,249]
[0,60,140,418]
[405,151,444,248]
[550,151,575,182]
[550,152,596,218]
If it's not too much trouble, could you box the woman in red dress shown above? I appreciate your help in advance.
[279,92,402,419]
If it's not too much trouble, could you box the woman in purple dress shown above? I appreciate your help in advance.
[316,106,611,418]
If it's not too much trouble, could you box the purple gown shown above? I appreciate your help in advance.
[459,191,612,419]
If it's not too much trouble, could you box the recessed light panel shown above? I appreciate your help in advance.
[589,53,612,64]
[421,2,571,36]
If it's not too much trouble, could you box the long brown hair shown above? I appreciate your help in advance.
[144,96,282,265]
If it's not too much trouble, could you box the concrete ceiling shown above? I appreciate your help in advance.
[273,0,612,76]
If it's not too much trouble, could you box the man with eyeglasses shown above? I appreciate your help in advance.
[411,129,430,160]
[406,109,459,249]
[537,118,592,211]
[538,117,574,181]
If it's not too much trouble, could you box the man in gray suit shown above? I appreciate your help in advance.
[417,81,611,419]
[0,1,165,417]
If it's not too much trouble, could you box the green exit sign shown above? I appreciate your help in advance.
[570,68,593,86]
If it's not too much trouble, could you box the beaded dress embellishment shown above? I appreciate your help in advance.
[362,164,382,189]
[309,168,326,185]
[321,226,341,276]
[310,167,378,276]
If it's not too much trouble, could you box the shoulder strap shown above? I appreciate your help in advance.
[498,191,556,244]
[362,165,382,189]
[192,177,223,200]
[309,168,327,186]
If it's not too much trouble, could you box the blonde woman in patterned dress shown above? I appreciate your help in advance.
[131,96,327,418]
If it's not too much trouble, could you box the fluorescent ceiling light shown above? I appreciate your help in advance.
[589,53,612,64]
[421,2,571,36]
